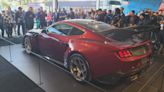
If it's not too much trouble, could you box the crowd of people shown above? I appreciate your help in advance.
[0,6,164,54]
[0,6,164,38]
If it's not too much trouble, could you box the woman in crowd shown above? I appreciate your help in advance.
[3,6,15,37]
[47,11,53,26]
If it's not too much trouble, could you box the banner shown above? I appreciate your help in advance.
[123,0,163,14]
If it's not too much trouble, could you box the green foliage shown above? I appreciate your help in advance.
[0,0,9,8]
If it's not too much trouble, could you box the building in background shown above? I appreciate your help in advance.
[0,0,163,13]
[57,0,96,10]
[57,0,163,14]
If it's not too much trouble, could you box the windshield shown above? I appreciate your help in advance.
[109,1,121,5]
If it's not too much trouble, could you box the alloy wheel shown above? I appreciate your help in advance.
[24,37,32,54]
[69,55,88,82]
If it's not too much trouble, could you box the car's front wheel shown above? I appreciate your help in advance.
[68,54,91,82]
[24,37,32,54]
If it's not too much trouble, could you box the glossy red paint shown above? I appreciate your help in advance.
[67,38,152,78]
[25,19,153,80]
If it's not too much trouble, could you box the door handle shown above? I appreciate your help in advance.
[50,37,60,42]
[41,33,49,38]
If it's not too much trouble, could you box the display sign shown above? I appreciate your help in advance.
[122,0,163,14]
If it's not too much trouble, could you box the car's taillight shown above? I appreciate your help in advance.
[117,50,132,58]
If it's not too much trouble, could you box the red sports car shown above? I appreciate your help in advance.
[23,19,152,82]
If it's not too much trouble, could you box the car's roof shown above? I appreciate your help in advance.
[63,19,159,34]
[64,19,98,23]
[64,19,116,33]
[64,19,104,26]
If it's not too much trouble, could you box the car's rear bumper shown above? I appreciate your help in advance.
[95,59,151,84]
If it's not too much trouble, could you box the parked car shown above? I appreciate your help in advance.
[23,19,152,82]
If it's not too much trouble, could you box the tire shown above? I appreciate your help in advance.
[24,37,32,54]
[150,32,161,53]
[68,54,91,82]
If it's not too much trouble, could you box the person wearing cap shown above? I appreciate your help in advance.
[15,7,25,36]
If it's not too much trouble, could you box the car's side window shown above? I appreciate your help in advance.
[69,27,84,36]
[47,27,65,35]
[52,24,73,36]
[47,23,84,36]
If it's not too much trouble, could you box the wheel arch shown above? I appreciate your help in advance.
[65,50,92,81]
[23,32,40,53]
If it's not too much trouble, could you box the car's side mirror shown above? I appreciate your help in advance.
[42,29,47,34]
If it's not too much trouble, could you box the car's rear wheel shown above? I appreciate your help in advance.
[24,37,32,54]
[68,54,91,82]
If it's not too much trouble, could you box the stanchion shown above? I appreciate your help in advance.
[0,37,15,62]
[9,42,13,62]
[31,52,44,86]
[31,52,107,92]
[38,59,43,86]
[1,37,107,92]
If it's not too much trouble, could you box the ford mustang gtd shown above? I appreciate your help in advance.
[23,19,152,82]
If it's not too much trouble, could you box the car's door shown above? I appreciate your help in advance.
[38,25,69,61]
[46,23,72,62]
[38,29,51,56]
[39,23,85,62]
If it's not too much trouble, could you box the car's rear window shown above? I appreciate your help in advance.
[101,26,157,42]
[102,29,138,42]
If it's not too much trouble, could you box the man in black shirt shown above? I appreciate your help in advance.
[25,7,35,30]
[67,8,75,19]
[127,10,139,26]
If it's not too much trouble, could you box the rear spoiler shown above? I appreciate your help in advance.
[100,25,160,36]
[122,25,160,33]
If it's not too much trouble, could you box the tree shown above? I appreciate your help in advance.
[24,0,32,4]
[0,0,10,9]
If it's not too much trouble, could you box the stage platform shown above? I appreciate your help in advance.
[0,38,164,92]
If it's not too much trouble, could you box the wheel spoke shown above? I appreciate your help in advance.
[69,56,88,81]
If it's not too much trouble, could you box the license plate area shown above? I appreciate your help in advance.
[131,46,148,56]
